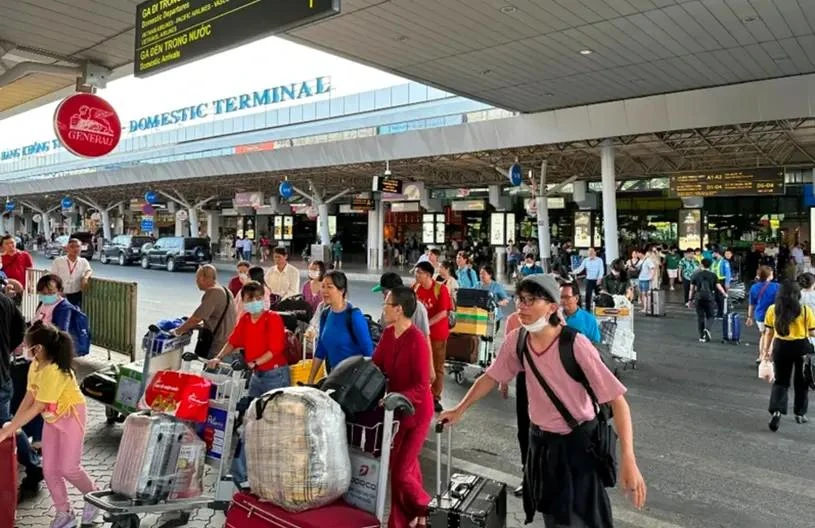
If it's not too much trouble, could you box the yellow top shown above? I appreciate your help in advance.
[27,360,85,423]
[764,305,815,341]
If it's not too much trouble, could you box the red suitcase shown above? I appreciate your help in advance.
[0,437,17,527]
[226,492,380,528]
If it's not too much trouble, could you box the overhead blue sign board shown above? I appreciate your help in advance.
[141,217,154,232]
[4,201,14,212]
[61,197,74,209]
[144,190,157,204]
[279,181,294,200]
[508,163,522,186]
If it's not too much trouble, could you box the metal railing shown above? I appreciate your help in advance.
[22,269,139,360]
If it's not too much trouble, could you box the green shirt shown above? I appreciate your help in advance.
[679,257,699,281]
[666,254,681,270]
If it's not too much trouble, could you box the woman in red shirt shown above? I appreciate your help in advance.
[374,286,433,528]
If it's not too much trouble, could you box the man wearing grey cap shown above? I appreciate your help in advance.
[441,274,646,527]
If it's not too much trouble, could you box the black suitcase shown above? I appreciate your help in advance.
[456,288,494,310]
[321,355,386,415]
[80,365,119,405]
[428,422,507,528]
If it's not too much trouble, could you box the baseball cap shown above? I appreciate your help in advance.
[372,271,403,293]
[518,274,561,303]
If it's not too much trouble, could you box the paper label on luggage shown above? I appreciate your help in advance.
[114,376,141,413]
[344,451,380,514]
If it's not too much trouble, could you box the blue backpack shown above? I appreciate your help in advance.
[66,304,91,357]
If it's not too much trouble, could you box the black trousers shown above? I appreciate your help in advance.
[770,339,810,416]
[696,296,716,338]
[584,280,598,312]
[715,281,726,318]
[65,291,83,309]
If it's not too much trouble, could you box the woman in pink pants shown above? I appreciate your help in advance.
[0,321,98,528]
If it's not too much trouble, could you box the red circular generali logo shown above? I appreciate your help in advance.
[53,93,121,158]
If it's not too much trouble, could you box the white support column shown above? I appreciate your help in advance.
[536,162,552,271]
[367,209,377,269]
[206,211,220,242]
[23,210,32,237]
[376,198,385,270]
[317,203,330,245]
[188,208,199,237]
[601,140,619,261]
[116,203,125,235]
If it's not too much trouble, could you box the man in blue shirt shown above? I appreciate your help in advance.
[560,281,601,344]
[711,248,732,318]
[572,247,605,311]
[746,265,778,363]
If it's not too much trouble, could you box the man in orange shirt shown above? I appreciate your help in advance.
[208,280,289,489]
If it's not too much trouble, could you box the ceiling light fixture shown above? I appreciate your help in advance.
[741,14,759,23]
[394,35,408,41]
[499,5,517,14]
[579,49,593,55]
[480,69,493,75]
[543,91,554,97]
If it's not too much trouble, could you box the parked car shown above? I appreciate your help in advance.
[140,236,212,271]
[46,231,95,260]
[45,235,70,259]
[99,235,153,266]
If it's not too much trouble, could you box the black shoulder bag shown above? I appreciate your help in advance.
[517,327,618,487]
[194,286,231,359]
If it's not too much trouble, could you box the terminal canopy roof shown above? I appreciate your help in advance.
[1,1,815,116]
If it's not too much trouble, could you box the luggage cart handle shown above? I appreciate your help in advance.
[434,419,453,498]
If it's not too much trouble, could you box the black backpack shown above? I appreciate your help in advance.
[321,355,387,415]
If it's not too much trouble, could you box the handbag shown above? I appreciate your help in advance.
[520,327,618,487]
[194,286,231,359]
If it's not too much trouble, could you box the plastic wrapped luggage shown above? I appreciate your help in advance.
[110,412,186,503]
[225,492,379,528]
[646,290,666,317]
[245,387,351,512]
[168,427,207,500]
[453,307,490,336]
[0,437,16,528]
[722,312,741,344]
[446,333,480,363]
[321,356,387,415]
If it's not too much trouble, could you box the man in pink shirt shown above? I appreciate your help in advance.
[441,274,646,527]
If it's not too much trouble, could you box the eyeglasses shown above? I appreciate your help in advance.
[515,295,542,306]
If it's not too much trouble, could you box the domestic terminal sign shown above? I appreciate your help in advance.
[669,168,784,198]
[135,0,341,78]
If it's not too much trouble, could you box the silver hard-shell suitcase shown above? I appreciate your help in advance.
[646,290,666,317]
[110,412,186,503]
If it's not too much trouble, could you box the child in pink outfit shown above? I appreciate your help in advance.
[0,321,98,528]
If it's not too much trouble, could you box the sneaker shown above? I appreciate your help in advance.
[795,415,808,424]
[703,329,712,342]
[434,400,443,413]
[769,411,781,432]
[80,503,99,526]
[50,511,77,528]
[699,338,706,343]
[513,484,524,497]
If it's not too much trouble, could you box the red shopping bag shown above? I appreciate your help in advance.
[141,370,212,422]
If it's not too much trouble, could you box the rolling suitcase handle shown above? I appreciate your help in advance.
[434,419,453,498]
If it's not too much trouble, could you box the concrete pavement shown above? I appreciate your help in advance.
[17,258,815,527]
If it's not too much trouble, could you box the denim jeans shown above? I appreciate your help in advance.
[231,366,291,487]
[0,379,41,478]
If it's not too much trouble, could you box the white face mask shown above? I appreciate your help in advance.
[308,270,320,280]
[521,315,550,333]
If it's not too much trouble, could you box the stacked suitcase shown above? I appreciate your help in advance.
[110,413,186,503]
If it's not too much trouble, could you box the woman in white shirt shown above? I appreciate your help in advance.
[438,261,459,303]
[798,272,815,312]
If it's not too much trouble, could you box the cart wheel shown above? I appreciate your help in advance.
[631,361,638,370]
[105,407,120,425]
[454,371,464,385]
[156,511,191,528]
[112,515,140,528]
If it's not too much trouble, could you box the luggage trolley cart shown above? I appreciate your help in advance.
[83,325,193,426]
[85,352,250,528]
[224,393,416,527]
[594,295,637,372]
[446,289,497,385]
